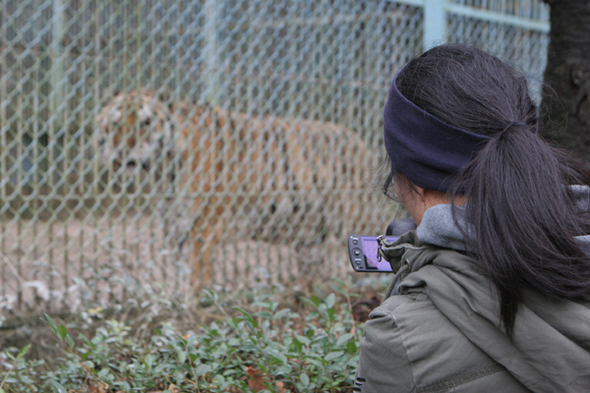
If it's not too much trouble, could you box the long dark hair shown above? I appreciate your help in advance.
[390,44,590,336]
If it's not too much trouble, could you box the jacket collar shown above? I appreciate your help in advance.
[385,184,590,260]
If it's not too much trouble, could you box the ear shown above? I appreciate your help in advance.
[415,185,427,200]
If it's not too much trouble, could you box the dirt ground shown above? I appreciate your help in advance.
[0,209,352,315]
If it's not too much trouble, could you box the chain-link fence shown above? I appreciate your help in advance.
[0,0,549,315]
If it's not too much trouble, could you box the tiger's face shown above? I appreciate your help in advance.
[96,90,174,170]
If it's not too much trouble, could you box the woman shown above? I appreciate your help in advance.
[355,44,590,392]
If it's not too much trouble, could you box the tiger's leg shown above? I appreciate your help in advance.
[185,109,228,291]
[189,195,223,289]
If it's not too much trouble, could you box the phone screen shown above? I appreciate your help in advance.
[348,235,397,272]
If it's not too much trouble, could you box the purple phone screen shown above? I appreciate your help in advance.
[361,236,396,271]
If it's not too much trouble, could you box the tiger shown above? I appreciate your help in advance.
[95,90,176,172]
[96,90,383,288]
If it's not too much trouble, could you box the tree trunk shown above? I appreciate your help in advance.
[541,0,590,160]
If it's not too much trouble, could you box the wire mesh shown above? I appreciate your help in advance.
[0,0,548,315]
[447,0,549,102]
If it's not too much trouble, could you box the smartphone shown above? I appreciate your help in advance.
[348,235,397,272]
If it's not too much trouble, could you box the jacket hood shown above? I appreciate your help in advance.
[416,184,590,253]
[379,185,590,392]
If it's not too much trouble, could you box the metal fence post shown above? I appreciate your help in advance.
[423,0,447,50]
[50,0,66,189]
[51,0,66,122]
[204,0,220,106]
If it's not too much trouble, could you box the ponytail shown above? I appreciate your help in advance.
[454,123,590,335]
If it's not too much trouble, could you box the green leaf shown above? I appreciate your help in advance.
[310,295,322,308]
[16,344,31,359]
[293,338,303,354]
[79,333,96,350]
[327,307,336,323]
[300,372,310,387]
[195,364,212,377]
[214,374,226,384]
[1,388,6,393]
[202,288,218,303]
[232,306,252,318]
[144,354,155,370]
[186,335,198,347]
[332,278,348,295]
[273,308,291,320]
[325,293,336,309]
[98,368,110,379]
[113,381,131,391]
[336,333,354,348]
[271,301,280,313]
[325,351,344,361]
[265,347,288,365]
[81,351,92,361]
[347,341,358,355]
[254,311,274,320]
[66,334,75,350]
[232,307,258,328]
[253,301,271,310]
[178,351,187,364]
[57,325,68,341]
[44,314,58,335]
[49,380,67,393]
[295,334,310,346]
[274,364,293,375]
[112,381,131,390]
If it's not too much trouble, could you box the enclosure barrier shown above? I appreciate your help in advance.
[0,0,549,315]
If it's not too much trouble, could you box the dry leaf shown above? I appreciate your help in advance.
[245,366,287,392]
[246,366,269,391]
[181,334,198,345]
[88,381,109,393]
[275,380,287,393]
[168,384,180,393]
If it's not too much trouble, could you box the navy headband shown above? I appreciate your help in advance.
[383,69,492,192]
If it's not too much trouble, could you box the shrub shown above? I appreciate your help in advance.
[0,280,364,393]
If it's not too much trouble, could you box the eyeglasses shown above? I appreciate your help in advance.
[383,182,400,202]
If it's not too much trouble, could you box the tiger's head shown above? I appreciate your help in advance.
[95,90,175,171]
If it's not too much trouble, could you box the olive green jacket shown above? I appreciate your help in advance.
[355,203,590,393]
